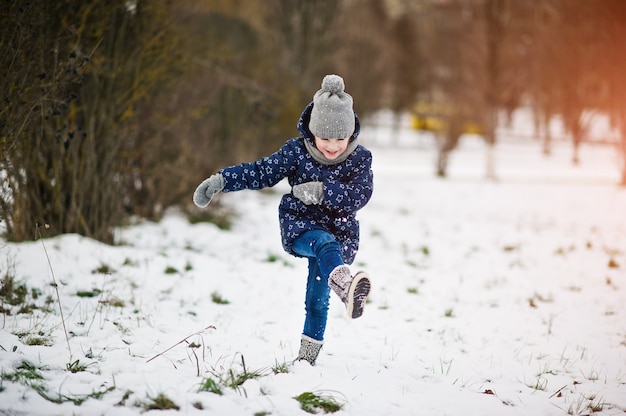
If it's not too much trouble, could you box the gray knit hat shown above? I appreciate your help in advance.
[309,74,355,139]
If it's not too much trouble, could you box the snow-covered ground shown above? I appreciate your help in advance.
[1,120,625,415]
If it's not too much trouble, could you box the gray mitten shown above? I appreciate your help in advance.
[292,181,323,205]
[193,173,225,208]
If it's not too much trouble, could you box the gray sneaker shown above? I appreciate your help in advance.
[329,266,371,319]
[295,335,323,366]
[346,271,370,319]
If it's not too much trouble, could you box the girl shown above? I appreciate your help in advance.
[193,74,373,365]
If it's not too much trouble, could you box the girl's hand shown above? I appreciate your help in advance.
[193,174,224,207]
[292,181,323,205]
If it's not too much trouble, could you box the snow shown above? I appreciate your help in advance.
[1,120,625,415]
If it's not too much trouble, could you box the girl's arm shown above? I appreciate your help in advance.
[220,140,299,192]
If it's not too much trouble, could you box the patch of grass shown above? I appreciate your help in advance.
[438,358,453,375]
[203,355,268,396]
[198,376,223,395]
[112,321,130,336]
[406,259,418,268]
[265,253,280,263]
[99,297,125,308]
[294,391,344,414]
[444,308,454,318]
[221,365,265,391]
[116,390,133,406]
[28,382,115,406]
[139,393,180,411]
[264,253,293,267]
[587,395,605,413]
[528,292,553,308]
[16,303,38,314]
[186,206,234,230]
[407,287,419,295]
[66,360,88,373]
[581,368,600,381]
[1,274,49,316]
[12,328,53,346]
[272,360,290,375]
[122,257,138,267]
[211,291,229,305]
[567,393,605,415]
[30,287,43,299]
[164,266,179,274]
[92,263,116,275]
[0,360,112,405]
[76,288,102,298]
[22,335,53,346]
[3,360,44,383]
[526,376,548,391]
[0,268,25,306]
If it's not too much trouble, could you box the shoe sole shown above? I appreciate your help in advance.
[346,271,370,319]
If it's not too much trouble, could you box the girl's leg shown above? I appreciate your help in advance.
[292,230,370,364]
[293,230,370,320]
[302,258,331,341]
[292,230,343,342]
[292,230,344,278]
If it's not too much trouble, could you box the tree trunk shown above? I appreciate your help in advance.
[619,132,626,187]
[437,147,449,177]
[485,142,497,181]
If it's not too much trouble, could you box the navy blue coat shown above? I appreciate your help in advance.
[220,102,373,264]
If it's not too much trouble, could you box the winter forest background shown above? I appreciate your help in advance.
[2,1,626,415]
[1,0,626,244]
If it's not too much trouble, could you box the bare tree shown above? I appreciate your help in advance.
[0,0,178,241]
[527,0,625,177]
[421,0,508,178]
[264,0,342,96]
[596,0,626,185]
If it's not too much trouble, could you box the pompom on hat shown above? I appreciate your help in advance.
[309,74,355,139]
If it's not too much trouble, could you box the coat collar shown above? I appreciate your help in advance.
[303,136,359,165]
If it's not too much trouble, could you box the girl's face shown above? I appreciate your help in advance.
[314,136,349,160]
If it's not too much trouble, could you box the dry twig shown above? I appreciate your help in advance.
[146,325,216,363]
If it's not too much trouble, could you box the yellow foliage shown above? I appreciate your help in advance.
[411,102,485,135]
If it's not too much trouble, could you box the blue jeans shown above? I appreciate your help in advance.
[292,230,345,342]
